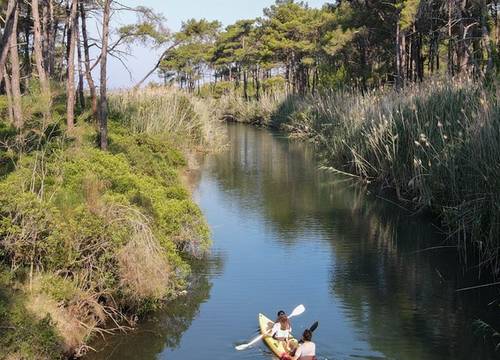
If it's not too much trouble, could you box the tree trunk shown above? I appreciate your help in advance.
[47,0,55,76]
[480,0,494,74]
[255,68,260,100]
[99,0,112,151]
[23,3,32,86]
[396,20,402,89]
[42,0,49,72]
[447,0,455,76]
[66,0,78,130]
[32,0,52,103]
[243,68,248,100]
[495,0,499,50]
[9,2,23,128]
[0,0,18,81]
[454,0,469,74]
[80,2,97,119]
[75,11,85,109]
[3,67,14,124]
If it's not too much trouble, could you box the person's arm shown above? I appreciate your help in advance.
[292,344,302,360]
[266,322,279,336]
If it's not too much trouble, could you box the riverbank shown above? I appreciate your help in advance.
[215,79,500,276]
[0,88,223,358]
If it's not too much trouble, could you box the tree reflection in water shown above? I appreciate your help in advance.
[206,124,499,360]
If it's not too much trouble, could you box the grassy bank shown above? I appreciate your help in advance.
[0,88,223,358]
[217,79,500,275]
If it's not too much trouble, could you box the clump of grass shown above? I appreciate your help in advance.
[108,87,226,151]
[215,90,286,126]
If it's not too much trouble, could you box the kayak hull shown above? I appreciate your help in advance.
[258,313,297,359]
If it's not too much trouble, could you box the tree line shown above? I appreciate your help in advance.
[1,0,498,142]
[0,0,113,147]
[153,0,499,96]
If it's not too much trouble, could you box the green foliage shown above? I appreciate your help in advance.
[0,273,63,360]
[200,81,234,98]
[39,275,79,304]
[399,0,421,30]
[0,90,214,356]
[117,6,169,45]
[159,19,222,89]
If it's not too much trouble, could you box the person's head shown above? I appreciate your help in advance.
[302,329,313,342]
[277,310,286,318]
[279,315,288,325]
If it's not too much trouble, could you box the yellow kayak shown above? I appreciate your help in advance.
[258,313,298,359]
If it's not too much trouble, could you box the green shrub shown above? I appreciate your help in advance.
[0,112,211,356]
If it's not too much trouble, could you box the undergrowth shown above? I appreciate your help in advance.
[0,87,220,358]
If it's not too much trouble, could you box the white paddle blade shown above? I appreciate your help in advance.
[289,304,305,318]
[235,334,263,351]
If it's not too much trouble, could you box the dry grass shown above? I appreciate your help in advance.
[109,87,226,151]
[115,205,172,302]
[26,291,90,354]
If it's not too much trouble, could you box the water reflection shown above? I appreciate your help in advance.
[205,124,499,359]
[85,256,224,359]
[87,123,499,360]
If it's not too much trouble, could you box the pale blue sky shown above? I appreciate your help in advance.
[106,0,330,88]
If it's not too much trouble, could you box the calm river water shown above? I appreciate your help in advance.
[87,123,499,360]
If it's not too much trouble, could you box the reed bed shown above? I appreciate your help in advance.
[279,80,500,274]
[109,87,226,150]
[217,79,500,273]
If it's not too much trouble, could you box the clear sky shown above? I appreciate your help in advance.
[106,0,329,88]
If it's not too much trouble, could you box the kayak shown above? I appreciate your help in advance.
[258,313,298,359]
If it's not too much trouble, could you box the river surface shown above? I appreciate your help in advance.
[87,123,499,360]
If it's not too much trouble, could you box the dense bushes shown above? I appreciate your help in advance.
[0,88,222,358]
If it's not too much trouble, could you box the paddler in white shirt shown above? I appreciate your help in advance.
[268,310,293,349]
[291,329,316,360]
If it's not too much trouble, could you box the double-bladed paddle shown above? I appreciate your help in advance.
[235,304,306,351]
[309,321,319,333]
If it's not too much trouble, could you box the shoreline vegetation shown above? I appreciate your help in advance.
[0,87,225,358]
[0,0,499,358]
[214,79,500,278]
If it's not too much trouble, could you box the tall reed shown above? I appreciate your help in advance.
[278,79,500,274]
[108,87,226,150]
[216,80,500,274]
